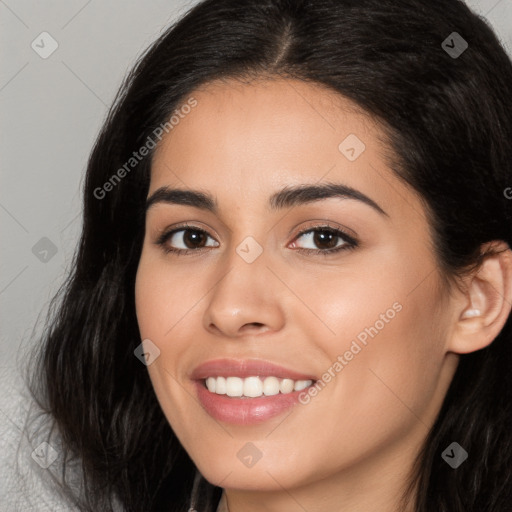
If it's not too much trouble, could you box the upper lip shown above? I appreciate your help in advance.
[190,358,318,381]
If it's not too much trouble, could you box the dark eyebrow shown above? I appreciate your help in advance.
[146,187,216,212]
[269,182,388,216]
[145,182,388,217]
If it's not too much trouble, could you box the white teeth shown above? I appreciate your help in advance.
[226,377,244,397]
[243,376,263,397]
[293,380,311,391]
[204,376,313,397]
[280,378,294,394]
[216,376,226,394]
[205,377,216,393]
[262,376,280,396]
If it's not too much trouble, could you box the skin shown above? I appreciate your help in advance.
[134,77,512,512]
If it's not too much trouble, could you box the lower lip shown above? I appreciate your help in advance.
[194,380,313,425]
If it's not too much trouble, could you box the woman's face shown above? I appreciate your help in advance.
[135,78,459,503]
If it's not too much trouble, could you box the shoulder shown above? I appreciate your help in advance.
[0,366,81,511]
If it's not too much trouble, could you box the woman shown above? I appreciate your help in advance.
[24,0,512,510]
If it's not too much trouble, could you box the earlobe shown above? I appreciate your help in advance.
[449,241,512,354]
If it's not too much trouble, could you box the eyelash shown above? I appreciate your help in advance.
[154,222,358,257]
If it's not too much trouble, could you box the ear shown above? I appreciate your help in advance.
[448,241,512,354]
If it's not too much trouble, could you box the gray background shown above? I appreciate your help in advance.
[1,0,511,372]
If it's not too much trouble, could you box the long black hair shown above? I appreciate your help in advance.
[25,0,512,510]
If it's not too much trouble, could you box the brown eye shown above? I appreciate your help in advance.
[178,229,209,249]
[311,229,340,250]
[156,225,219,255]
[291,226,356,254]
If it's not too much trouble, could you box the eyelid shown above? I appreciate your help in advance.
[156,220,216,237]
[154,221,219,246]
[288,219,358,241]
[289,223,358,253]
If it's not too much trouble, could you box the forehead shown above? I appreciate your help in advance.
[149,77,418,222]
[152,77,373,175]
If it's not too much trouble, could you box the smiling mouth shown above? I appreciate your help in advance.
[203,375,314,398]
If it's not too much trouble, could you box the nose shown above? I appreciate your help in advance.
[202,247,286,339]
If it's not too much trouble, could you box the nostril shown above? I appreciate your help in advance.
[243,322,266,331]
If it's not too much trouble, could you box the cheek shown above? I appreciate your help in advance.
[291,248,448,423]
[135,252,196,341]
[134,255,199,432]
